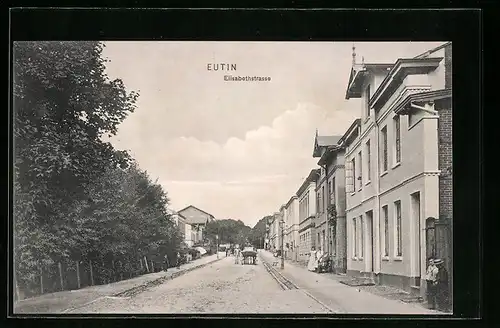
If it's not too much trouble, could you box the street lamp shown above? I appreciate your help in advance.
[216,234,219,259]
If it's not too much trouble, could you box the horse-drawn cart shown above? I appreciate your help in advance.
[240,247,257,265]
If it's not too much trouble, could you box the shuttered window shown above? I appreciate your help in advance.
[345,159,354,193]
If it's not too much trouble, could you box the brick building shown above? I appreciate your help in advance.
[342,42,452,305]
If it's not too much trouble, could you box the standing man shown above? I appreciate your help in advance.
[425,258,439,310]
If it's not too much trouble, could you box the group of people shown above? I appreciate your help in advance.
[425,258,450,311]
[162,252,182,272]
[307,246,324,272]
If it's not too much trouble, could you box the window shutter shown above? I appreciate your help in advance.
[345,160,354,193]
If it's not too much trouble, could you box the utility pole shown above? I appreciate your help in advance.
[280,218,285,270]
[216,234,219,259]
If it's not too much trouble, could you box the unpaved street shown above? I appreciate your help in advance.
[67,255,331,314]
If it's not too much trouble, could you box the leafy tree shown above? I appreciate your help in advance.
[13,41,181,296]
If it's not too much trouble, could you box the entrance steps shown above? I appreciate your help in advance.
[339,276,376,287]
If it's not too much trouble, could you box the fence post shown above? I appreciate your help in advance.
[76,261,81,289]
[58,262,64,291]
[139,258,143,271]
[40,265,44,294]
[112,259,115,282]
[143,256,149,272]
[119,261,123,281]
[151,260,155,272]
[89,260,94,286]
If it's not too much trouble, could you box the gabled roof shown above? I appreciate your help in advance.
[177,205,215,224]
[313,132,342,158]
[338,119,361,148]
[345,63,394,100]
[317,145,344,166]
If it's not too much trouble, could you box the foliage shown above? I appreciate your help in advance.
[13,41,180,297]
[204,219,252,247]
[247,216,272,248]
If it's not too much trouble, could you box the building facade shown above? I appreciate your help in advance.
[170,211,194,247]
[343,42,452,302]
[284,196,299,261]
[297,169,319,263]
[312,133,342,260]
[317,143,348,273]
[177,205,216,245]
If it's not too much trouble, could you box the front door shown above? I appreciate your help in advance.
[366,210,374,272]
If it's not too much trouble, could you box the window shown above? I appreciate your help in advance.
[360,215,364,258]
[382,205,389,257]
[381,126,388,172]
[394,201,402,257]
[365,85,371,118]
[322,186,325,212]
[394,115,401,164]
[366,140,371,182]
[353,218,357,257]
[352,158,356,192]
[358,151,363,188]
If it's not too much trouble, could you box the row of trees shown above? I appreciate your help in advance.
[203,216,270,249]
[13,41,181,298]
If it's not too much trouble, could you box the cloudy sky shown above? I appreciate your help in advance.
[102,41,445,228]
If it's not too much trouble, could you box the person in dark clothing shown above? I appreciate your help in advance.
[435,259,449,311]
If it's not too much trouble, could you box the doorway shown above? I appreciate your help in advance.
[366,210,374,272]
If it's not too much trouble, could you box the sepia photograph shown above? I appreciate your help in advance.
[12,40,453,316]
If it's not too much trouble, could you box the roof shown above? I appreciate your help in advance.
[313,133,342,157]
[345,63,394,99]
[286,195,298,208]
[413,42,451,59]
[338,119,361,148]
[369,57,444,110]
[177,205,215,224]
[317,145,344,166]
[296,169,320,197]
[393,88,452,115]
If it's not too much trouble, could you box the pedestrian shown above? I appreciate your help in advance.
[176,251,181,269]
[307,246,317,272]
[164,254,169,272]
[234,248,240,264]
[425,258,439,309]
[435,259,449,311]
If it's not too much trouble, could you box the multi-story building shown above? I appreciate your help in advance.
[170,210,194,247]
[316,141,348,273]
[269,212,280,251]
[284,195,299,261]
[312,133,342,256]
[343,42,452,304]
[297,169,320,263]
[177,205,216,245]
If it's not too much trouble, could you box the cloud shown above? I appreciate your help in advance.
[110,102,356,226]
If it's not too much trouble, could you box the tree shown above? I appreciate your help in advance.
[13,41,181,295]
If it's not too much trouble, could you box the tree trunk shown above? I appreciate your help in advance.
[89,260,94,286]
[76,261,81,289]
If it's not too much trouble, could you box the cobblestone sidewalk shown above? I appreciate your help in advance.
[270,251,443,313]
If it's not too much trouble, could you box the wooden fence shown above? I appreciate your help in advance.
[14,255,171,301]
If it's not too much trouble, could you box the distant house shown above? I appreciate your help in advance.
[170,211,194,247]
[177,205,216,244]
